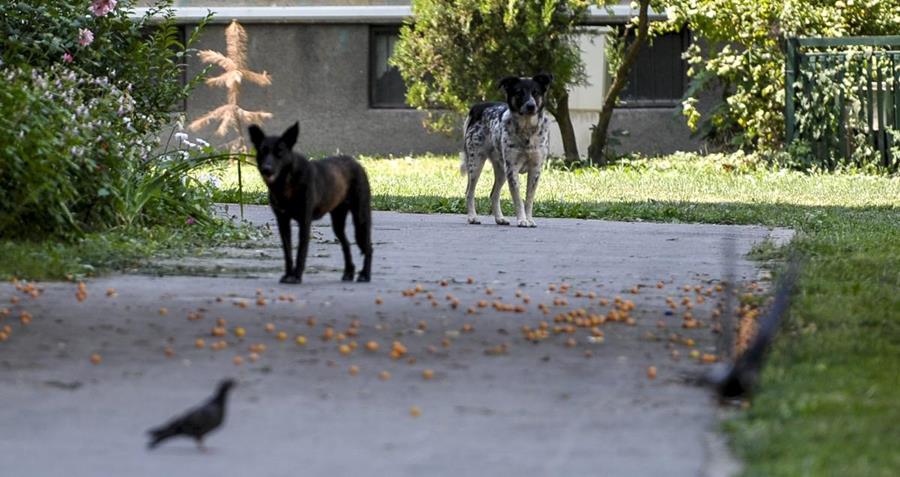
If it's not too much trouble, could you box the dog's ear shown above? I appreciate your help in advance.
[280,122,299,150]
[497,76,520,94]
[248,125,265,150]
[532,73,553,93]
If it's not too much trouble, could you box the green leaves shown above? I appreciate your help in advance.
[393,0,594,134]
[665,0,900,153]
[0,1,216,239]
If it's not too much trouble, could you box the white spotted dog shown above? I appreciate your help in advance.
[461,73,552,228]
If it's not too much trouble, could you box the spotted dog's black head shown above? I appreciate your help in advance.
[248,122,299,186]
[498,73,553,116]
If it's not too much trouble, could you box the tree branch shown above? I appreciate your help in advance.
[588,0,651,164]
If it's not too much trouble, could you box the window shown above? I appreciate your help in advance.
[618,29,690,108]
[369,26,409,109]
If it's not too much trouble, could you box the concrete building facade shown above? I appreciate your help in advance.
[138,2,703,158]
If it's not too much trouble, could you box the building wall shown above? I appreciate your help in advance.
[185,23,458,156]
[183,20,704,158]
[544,27,702,157]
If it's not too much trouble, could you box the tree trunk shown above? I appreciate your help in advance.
[552,92,580,162]
[588,0,651,165]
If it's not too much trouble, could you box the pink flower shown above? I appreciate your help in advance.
[78,28,94,47]
[186,216,197,225]
[90,0,118,17]
[63,52,74,63]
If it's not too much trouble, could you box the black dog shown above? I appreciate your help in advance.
[248,122,372,284]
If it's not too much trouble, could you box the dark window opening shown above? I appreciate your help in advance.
[369,26,410,109]
[618,28,690,108]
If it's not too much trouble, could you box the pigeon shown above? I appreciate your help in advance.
[147,379,235,451]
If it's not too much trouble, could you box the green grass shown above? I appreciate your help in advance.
[0,220,263,281]
[211,152,900,475]
[213,153,896,221]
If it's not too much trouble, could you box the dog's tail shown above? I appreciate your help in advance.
[460,113,471,176]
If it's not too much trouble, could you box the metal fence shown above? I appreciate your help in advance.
[785,36,900,170]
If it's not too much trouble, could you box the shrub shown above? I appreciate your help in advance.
[0,0,215,239]
[0,0,205,131]
[0,66,223,237]
[392,0,597,159]
[665,0,900,154]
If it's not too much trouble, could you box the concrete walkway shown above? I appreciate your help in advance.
[0,206,791,476]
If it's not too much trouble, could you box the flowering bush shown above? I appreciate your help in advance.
[0,1,215,238]
[0,66,219,237]
[1,0,211,132]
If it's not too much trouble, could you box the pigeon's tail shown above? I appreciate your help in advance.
[147,426,177,449]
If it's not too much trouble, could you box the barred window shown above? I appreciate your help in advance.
[618,29,690,108]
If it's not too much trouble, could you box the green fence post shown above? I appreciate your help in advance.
[866,56,875,167]
[886,53,900,170]
[876,58,887,165]
[785,38,799,144]
[836,57,849,162]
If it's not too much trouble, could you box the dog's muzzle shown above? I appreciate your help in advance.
[259,168,275,184]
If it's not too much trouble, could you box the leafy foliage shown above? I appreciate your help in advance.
[665,0,900,151]
[790,49,899,172]
[0,0,217,239]
[0,0,207,130]
[391,0,597,133]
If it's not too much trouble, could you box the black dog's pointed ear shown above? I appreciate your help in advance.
[532,73,553,92]
[280,122,299,150]
[248,124,265,150]
[497,76,520,93]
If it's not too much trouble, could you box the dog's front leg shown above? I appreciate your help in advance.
[490,157,509,225]
[276,213,297,283]
[294,208,312,284]
[505,161,528,227]
[524,165,540,227]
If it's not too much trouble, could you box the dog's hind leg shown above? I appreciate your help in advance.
[351,203,373,282]
[465,152,486,225]
[294,211,312,284]
[523,165,540,227]
[275,212,298,283]
[489,156,509,225]
[330,205,355,282]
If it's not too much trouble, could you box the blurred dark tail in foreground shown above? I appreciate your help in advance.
[708,257,801,399]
